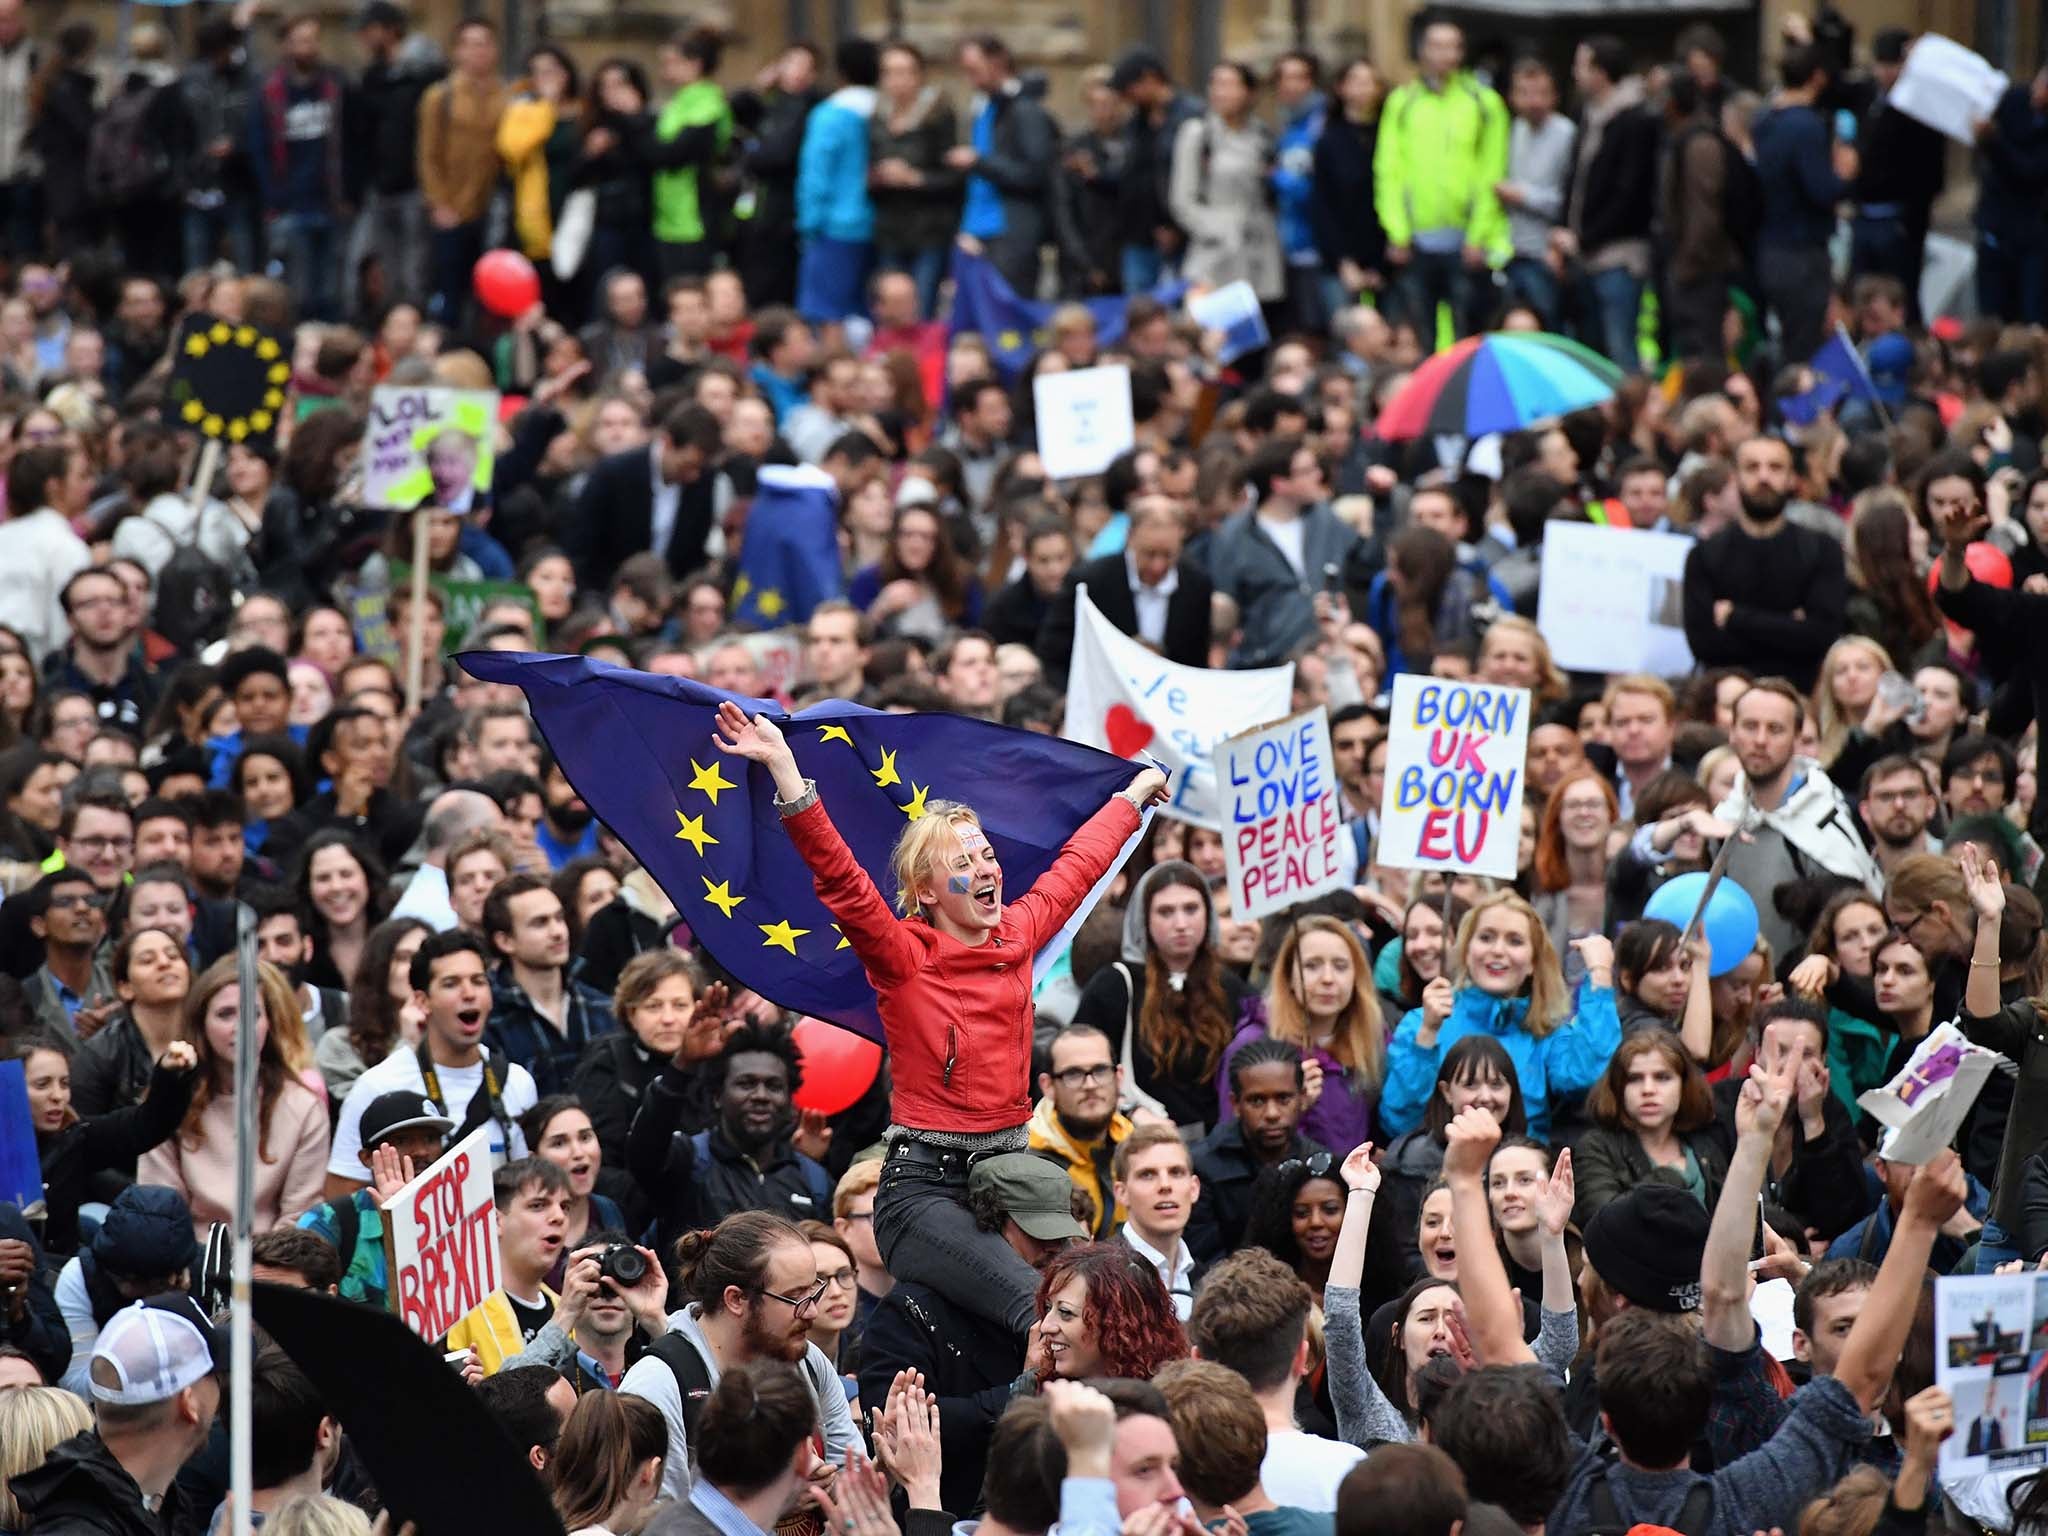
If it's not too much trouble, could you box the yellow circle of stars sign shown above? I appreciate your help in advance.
[167,312,288,447]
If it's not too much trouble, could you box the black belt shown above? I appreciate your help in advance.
[885,1138,1006,1181]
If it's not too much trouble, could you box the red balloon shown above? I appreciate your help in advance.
[473,249,540,319]
[790,1016,883,1117]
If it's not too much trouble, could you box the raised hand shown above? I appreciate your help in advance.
[159,1040,198,1073]
[1300,1057,1325,1110]
[1960,841,2007,923]
[1340,1141,1380,1196]
[712,700,791,766]
[1123,767,1169,807]
[1902,1149,1968,1231]
[1441,1105,1501,1183]
[794,1107,834,1163]
[1534,1146,1574,1237]
[1569,933,1615,984]
[1735,1053,1796,1141]
[1786,954,1837,1000]
[1419,976,1456,1042]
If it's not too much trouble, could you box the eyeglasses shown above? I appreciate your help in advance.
[1050,1064,1115,1088]
[69,836,133,854]
[1956,766,2007,787]
[757,1277,829,1312]
[1866,789,1926,805]
[819,1267,858,1291]
[1277,1152,1335,1180]
[46,891,104,911]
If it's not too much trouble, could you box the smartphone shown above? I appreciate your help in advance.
[1834,108,1858,145]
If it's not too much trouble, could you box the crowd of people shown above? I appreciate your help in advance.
[0,3,2046,1536]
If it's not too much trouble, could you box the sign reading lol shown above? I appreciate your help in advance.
[1222,708,1347,921]
[387,1127,500,1339]
[1376,675,1531,881]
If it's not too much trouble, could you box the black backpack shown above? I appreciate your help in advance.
[1585,1468,1714,1536]
[88,85,173,208]
[154,539,238,656]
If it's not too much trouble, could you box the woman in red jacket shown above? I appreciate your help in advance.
[712,699,1166,1336]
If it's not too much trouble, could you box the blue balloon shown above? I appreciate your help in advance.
[1642,872,1760,977]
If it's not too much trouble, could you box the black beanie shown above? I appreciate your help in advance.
[1582,1182,1710,1313]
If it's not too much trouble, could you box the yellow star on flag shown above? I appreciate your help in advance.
[901,783,930,820]
[997,329,1023,351]
[256,338,280,360]
[755,588,786,619]
[209,322,231,344]
[831,923,850,951]
[234,326,256,347]
[701,877,745,918]
[687,758,735,805]
[871,746,901,788]
[818,724,854,746]
[760,918,810,954]
[674,811,717,855]
[731,573,752,606]
[181,400,203,423]
[184,333,209,357]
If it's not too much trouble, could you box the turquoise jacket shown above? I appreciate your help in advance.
[1381,983,1622,1144]
[796,85,878,242]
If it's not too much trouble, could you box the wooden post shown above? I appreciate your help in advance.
[405,511,432,718]
[187,438,222,514]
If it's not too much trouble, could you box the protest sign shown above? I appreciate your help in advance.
[1375,674,1530,881]
[1065,583,1293,828]
[1221,708,1346,921]
[0,1059,38,1212]
[168,314,289,447]
[349,570,540,664]
[1034,364,1135,480]
[1187,281,1270,365]
[362,386,499,512]
[1536,521,1695,677]
[1857,1022,2003,1164]
[386,1127,500,1339]
[1933,1272,2048,1477]
[1891,34,2007,145]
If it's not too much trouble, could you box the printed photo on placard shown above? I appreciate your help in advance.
[1944,1275,2033,1369]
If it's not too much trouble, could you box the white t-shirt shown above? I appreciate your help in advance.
[327,1046,537,1178]
[1256,513,1308,579]
[1259,1428,1365,1513]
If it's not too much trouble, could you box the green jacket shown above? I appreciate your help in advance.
[1372,70,1510,258]
[651,80,733,245]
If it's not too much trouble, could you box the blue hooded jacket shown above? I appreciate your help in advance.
[1272,93,1327,261]
[796,85,879,242]
[1381,983,1621,1144]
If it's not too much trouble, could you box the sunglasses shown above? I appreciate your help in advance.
[1277,1152,1334,1180]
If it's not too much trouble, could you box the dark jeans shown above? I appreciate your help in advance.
[1978,229,2048,326]
[184,196,260,278]
[0,179,40,261]
[1391,247,1476,342]
[873,1141,1040,1337]
[268,210,340,321]
[1757,242,1831,363]
[429,218,486,330]
[1503,256,1563,330]
[1666,273,1729,363]
[1581,265,1644,370]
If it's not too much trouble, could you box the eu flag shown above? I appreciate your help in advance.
[949,247,1187,381]
[1780,325,1884,426]
[459,652,1147,1043]
[732,464,844,628]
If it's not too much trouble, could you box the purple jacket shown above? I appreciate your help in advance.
[1216,1008,1375,1157]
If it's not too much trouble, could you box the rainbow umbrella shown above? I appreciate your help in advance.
[1373,331,1624,440]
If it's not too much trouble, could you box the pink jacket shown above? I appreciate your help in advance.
[138,1079,331,1239]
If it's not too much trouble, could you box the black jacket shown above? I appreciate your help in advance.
[574,894,668,999]
[563,446,718,592]
[346,43,444,199]
[9,1429,190,1536]
[0,1202,70,1387]
[570,1029,663,1174]
[625,1061,832,1257]
[1705,1077,1876,1242]
[1051,127,1124,294]
[35,1058,197,1257]
[1037,554,1214,687]
[868,90,963,251]
[1567,99,1661,255]
[982,574,1055,650]
[973,78,1057,258]
[1852,101,1945,222]
[857,1282,1023,1518]
[1071,961,1247,1133]
[1186,1121,1328,1262]
[1310,112,1386,274]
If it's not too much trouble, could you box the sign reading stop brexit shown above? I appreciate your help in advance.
[1376,675,1531,882]
[387,1127,500,1339]
[1221,708,1347,921]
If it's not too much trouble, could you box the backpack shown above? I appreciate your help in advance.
[1584,1468,1714,1536]
[154,538,238,656]
[88,85,172,208]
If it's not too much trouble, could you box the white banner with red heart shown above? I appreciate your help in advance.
[1062,584,1294,828]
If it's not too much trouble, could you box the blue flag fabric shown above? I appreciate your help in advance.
[459,652,1144,1043]
[0,1060,38,1211]
[1780,328,1882,426]
[948,247,1186,380]
[732,464,844,628]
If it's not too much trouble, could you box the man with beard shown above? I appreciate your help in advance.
[624,1021,833,1260]
[1713,680,1881,960]
[1858,756,1939,875]
[483,872,617,1095]
[1027,1024,1133,1239]
[621,1209,862,1500]
[43,567,162,738]
[1940,734,2021,826]
[1681,435,1846,692]
[858,1155,1089,1515]
[535,747,600,869]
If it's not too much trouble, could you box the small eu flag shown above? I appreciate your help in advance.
[732,464,844,629]
[949,247,1187,381]
[459,652,1146,1043]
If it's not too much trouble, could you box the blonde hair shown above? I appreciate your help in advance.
[262,1496,374,1536]
[890,801,983,917]
[0,1387,94,1529]
[1477,616,1569,705]
[1266,915,1384,1087]
[833,1157,881,1219]
[1811,636,1894,764]
[1450,890,1570,1037]
[1695,744,1739,802]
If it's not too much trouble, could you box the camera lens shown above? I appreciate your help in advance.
[601,1244,648,1286]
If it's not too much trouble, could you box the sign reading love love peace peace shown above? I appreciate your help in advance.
[1063,584,1293,828]
[1375,674,1531,881]
[1221,708,1347,920]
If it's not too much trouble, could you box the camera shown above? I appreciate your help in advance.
[599,1243,648,1288]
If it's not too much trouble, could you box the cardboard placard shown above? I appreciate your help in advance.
[362,387,499,512]
[1375,674,1531,881]
[1220,708,1347,921]
[385,1127,500,1339]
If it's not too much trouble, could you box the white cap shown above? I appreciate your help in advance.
[89,1296,220,1405]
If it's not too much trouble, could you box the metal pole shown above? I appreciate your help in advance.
[229,902,257,1536]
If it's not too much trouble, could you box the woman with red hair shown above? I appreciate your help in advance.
[1530,766,1619,991]
[1033,1242,1188,1383]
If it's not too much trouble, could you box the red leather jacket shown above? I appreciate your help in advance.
[783,795,1140,1134]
